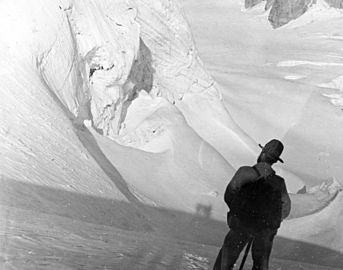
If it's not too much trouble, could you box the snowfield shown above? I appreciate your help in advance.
[0,0,342,269]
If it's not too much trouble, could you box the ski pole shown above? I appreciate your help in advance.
[238,237,253,270]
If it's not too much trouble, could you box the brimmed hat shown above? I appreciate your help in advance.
[259,139,284,163]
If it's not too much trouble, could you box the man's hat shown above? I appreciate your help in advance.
[259,139,284,163]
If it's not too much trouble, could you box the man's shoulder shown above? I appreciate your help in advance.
[237,165,255,172]
[268,173,286,189]
[270,173,285,181]
[236,166,258,178]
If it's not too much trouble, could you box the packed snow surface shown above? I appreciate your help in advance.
[0,0,343,269]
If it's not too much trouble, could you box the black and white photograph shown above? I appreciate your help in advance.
[0,0,342,269]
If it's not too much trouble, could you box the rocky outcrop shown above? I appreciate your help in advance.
[265,0,275,10]
[245,0,315,25]
[245,0,275,10]
[245,0,263,8]
[246,0,343,28]
[269,0,316,28]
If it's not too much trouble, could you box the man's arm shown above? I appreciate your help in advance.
[281,180,291,220]
[224,166,257,208]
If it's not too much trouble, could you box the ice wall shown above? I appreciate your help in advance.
[33,0,225,144]
[37,0,141,138]
[132,0,218,101]
[0,0,132,199]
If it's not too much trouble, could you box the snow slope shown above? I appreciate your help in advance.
[0,0,342,269]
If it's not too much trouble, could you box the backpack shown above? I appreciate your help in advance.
[230,166,283,230]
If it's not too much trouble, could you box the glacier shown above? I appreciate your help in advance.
[0,0,342,268]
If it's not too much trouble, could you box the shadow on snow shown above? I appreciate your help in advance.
[0,177,342,269]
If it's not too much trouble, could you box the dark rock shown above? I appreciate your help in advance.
[268,0,316,28]
[245,0,264,9]
[246,0,343,28]
[324,0,343,8]
[265,0,275,10]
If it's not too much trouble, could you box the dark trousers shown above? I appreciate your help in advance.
[213,227,277,270]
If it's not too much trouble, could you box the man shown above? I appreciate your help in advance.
[214,139,291,270]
